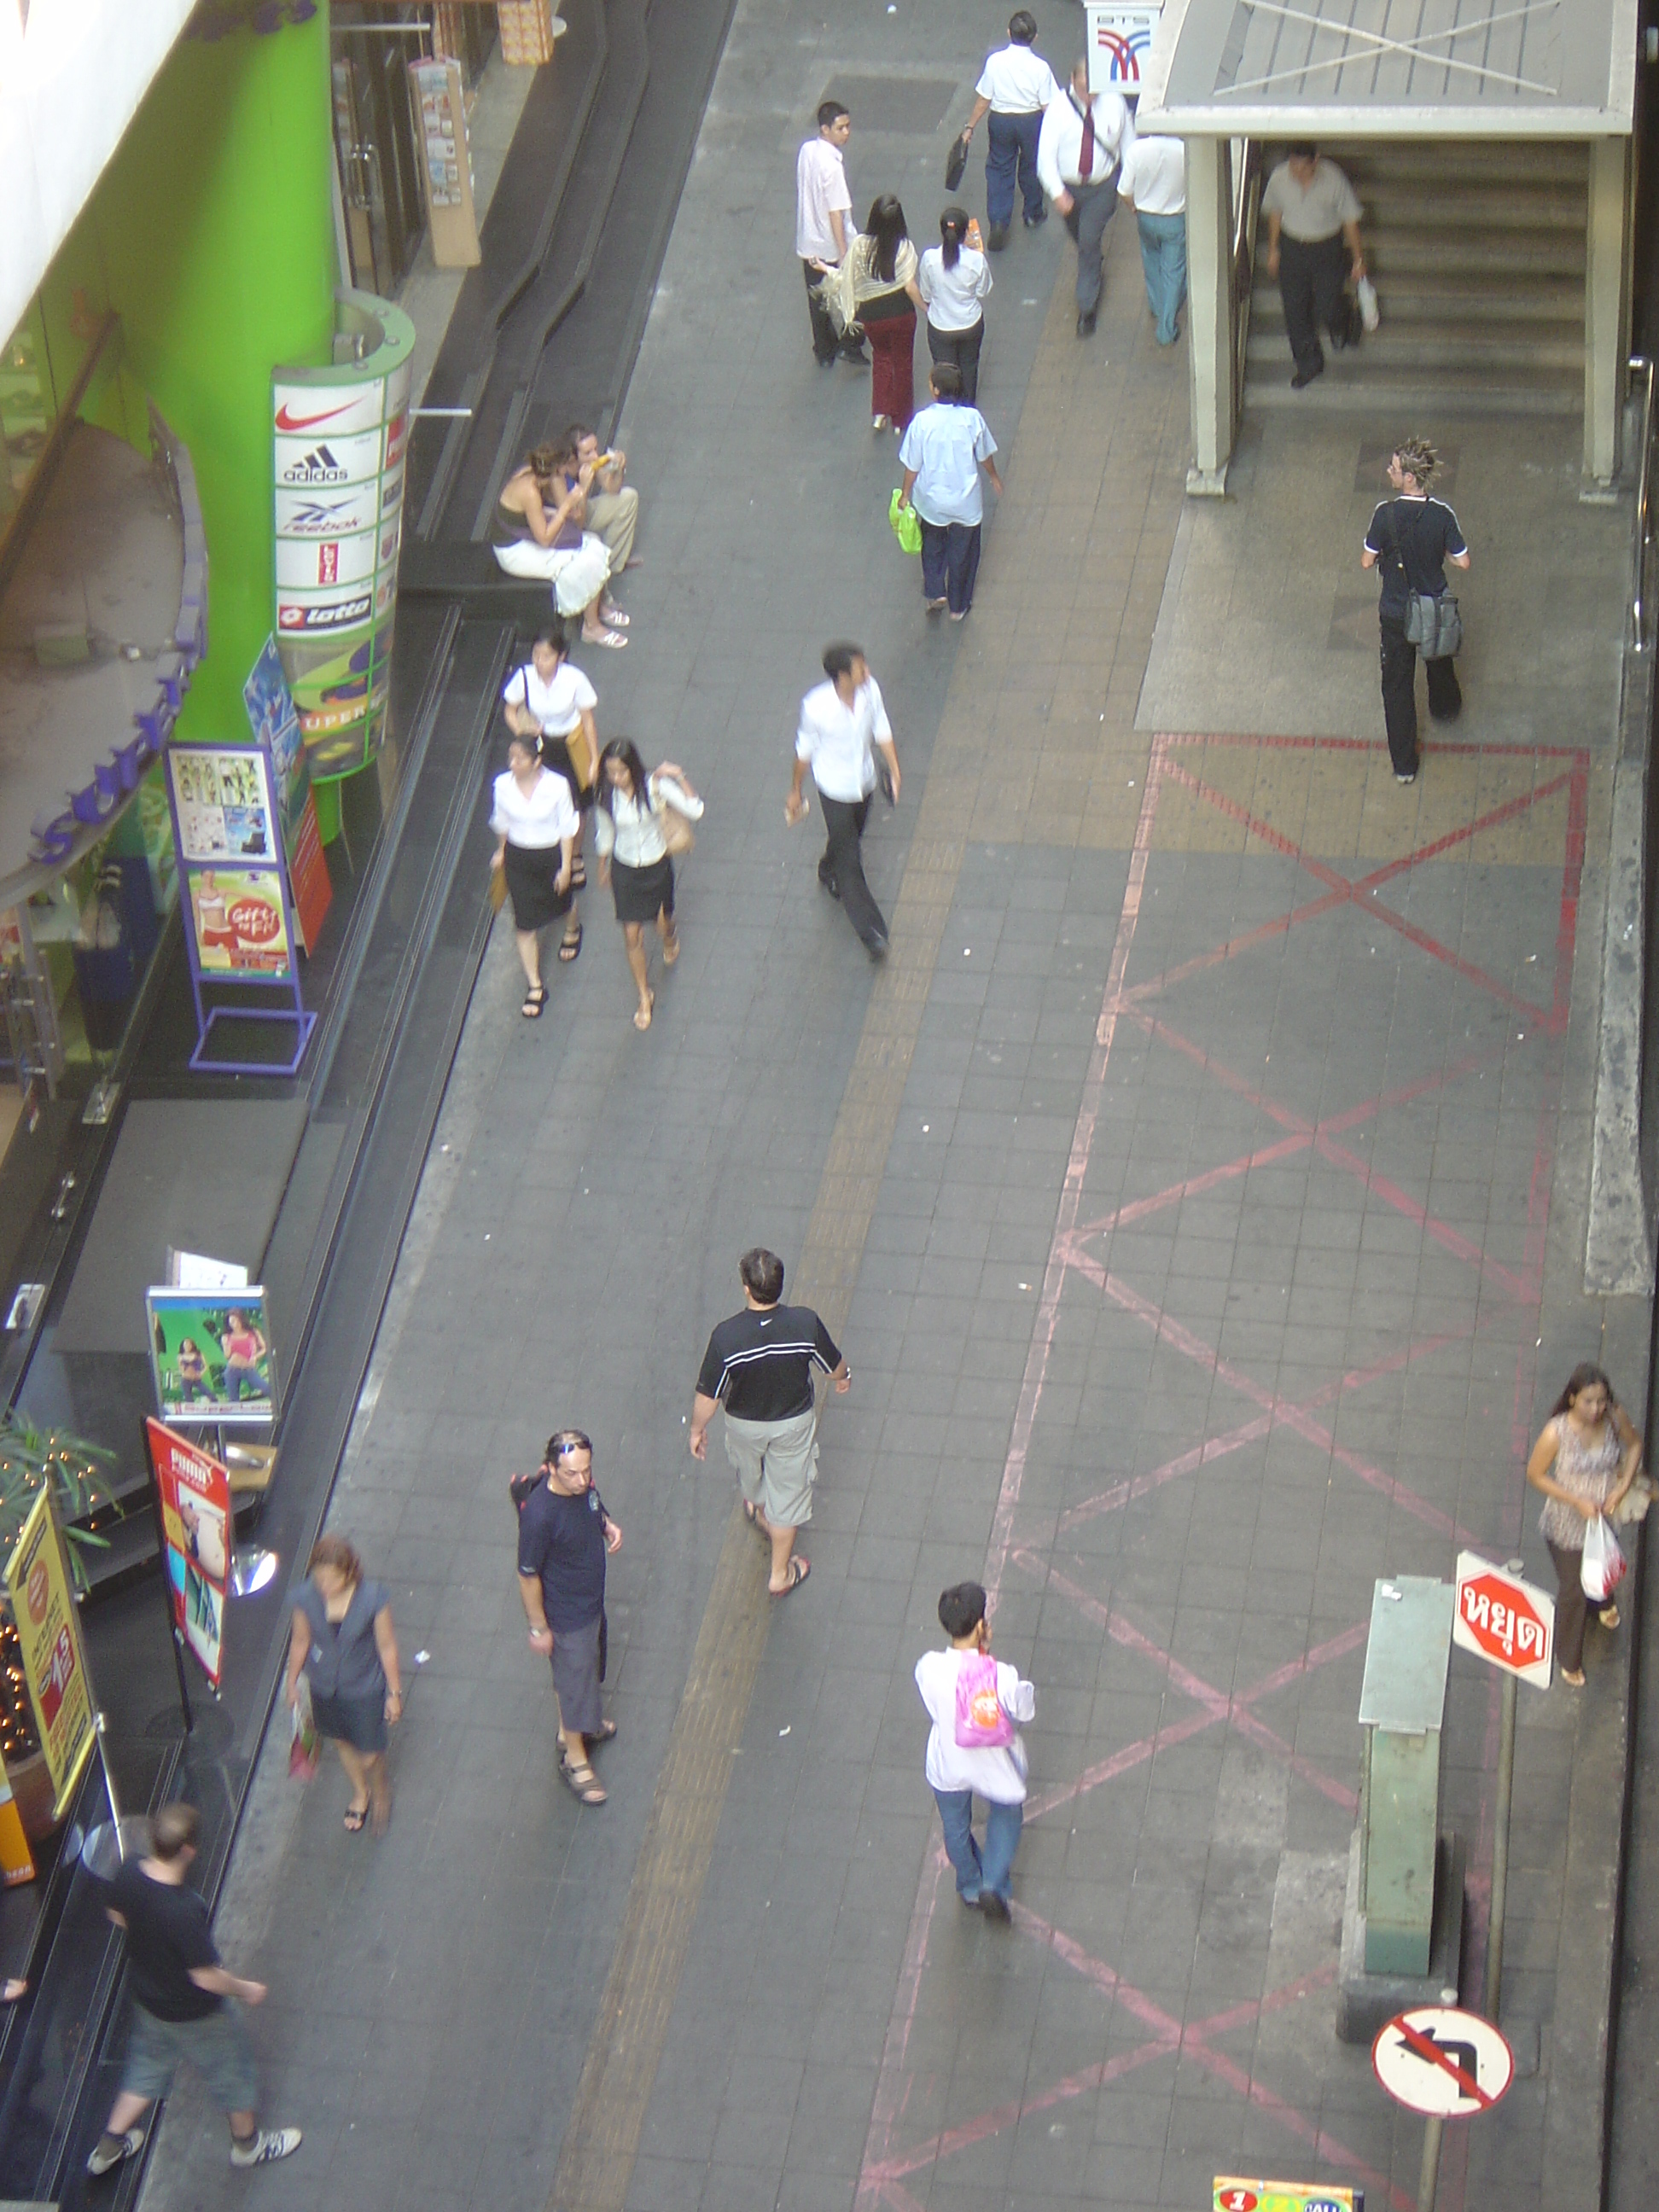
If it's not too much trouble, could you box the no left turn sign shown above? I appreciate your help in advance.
[1371,2006,1514,2117]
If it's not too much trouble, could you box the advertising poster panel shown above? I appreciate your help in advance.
[3,1493,96,1823]
[147,1286,276,1426]
[144,1419,232,1689]
[243,637,334,954]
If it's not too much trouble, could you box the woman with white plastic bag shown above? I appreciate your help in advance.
[1525,1363,1643,1685]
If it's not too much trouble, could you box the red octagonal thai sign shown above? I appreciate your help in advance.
[1453,1551,1554,1688]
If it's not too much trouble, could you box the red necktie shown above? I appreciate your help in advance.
[1078,102,1095,182]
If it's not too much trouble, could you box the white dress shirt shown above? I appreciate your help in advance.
[795,675,893,802]
[796,137,852,262]
[591,775,704,868]
[502,659,597,736]
[490,766,579,850]
[899,404,998,529]
[917,246,992,333]
[1037,88,1134,200]
[914,1647,1036,1803]
[975,43,1060,114]
[1118,135,1186,217]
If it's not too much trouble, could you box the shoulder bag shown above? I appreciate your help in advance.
[651,769,698,857]
[1383,503,1462,659]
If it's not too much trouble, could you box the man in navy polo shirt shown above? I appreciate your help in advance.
[516,1430,622,1807]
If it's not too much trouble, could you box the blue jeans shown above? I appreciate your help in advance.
[934,1786,1023,1901]
[918,519,982,615]
[985,110,1044,230]
[1136,211,1188,344]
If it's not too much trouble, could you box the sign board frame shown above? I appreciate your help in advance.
[146,1286,276,1429]
[1452,1550,1554,1688]
[1371,2005,1514,2117]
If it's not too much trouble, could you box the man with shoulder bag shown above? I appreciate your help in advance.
[1360,436,1470,785]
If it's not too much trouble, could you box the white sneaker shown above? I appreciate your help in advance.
[230,2126,301,2167]
[86,2125,145,2176]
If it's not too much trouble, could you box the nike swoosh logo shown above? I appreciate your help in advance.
[275,399,362,433]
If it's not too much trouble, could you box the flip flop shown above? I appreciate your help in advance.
[633,991,655,1031]
[770,1557,810,1598]
[344,1805,368,1832]
[661,929,680,966]
[742,1499,766,1531]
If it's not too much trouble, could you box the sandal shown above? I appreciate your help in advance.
[559,924,583,963]
[582,626,628,650]
[571,857,587,889]
[633,992,655,1032]
[598,606,630,629]
[521,983,547,1019]
[661,928,680,967]
[344,1805,368,1832]
[1599,1603,1621,1630]
[742,1499,768,1532]
[560,1752,608,1805]
[770,1557,810,1598]
[1562,1667,1586,1687]
[587,1720,618,1744]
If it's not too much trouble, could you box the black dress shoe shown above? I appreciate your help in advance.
[987,224,1010,252]
[979,1893,1011,1922]
[818,869,841,900]
[1289,358,1324,388]
[866,932,890,962]
[1077,310,1097,337]
[1024,206,1047,227]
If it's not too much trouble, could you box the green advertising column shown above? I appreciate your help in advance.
[87,9,337,739]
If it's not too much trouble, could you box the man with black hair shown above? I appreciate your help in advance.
[1262,144,1366,388]
[1361,437,1470,783]
[690,1248,849,1597]
[516,1432,622,1806]
[86,1803,300,2178]
[914,1583,1036,1920]
[787,643,901,958]
[797,99,867,366]
[959,11,1061,248]
[1037,57,1135,336]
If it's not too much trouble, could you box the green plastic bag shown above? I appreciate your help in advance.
[888,487,922,556]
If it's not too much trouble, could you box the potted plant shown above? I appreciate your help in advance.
[0,1412,114,1840]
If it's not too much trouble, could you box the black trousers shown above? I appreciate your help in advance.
[804,259,864,364]
[1379,616,1462,774]
[818,793,888,949]
[1278,233,1352,376]
[927,316,984,403]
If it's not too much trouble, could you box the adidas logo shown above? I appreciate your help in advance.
[281,445,348,485]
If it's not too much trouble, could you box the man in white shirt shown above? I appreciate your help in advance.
[958,10,1061,250]
[1261,143,1366,388]
[1037,59,1134,337]
[914,1581,1036,1920]
[1118,134,1187,346]
[786,643,901,959]
[897,364,1004,619]
[796,100,866,368]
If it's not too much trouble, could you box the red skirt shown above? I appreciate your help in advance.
[865,306,917,429]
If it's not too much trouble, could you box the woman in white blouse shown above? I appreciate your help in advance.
[591,739,704,1031]
[489,732,580,1018]
[917,207,992,403]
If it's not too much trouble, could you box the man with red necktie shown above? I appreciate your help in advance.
[1037,56,1135,336]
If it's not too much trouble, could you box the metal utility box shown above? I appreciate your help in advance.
[1356,1576,1453,1976]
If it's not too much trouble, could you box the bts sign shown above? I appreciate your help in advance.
[1453,1551,1553,1689]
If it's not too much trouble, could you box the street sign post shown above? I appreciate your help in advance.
[1452,1551,1554,2022]
[1373,2004,1514,2212]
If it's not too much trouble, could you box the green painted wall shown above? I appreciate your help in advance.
[42,10,337,736]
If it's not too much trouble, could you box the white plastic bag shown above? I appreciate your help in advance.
[1356,274,1380,334]
[1580,1514,1627,1604]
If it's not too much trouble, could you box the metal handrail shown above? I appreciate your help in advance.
[1632,352,1655,652]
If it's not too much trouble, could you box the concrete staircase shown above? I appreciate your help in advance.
[1243,139,1588,416]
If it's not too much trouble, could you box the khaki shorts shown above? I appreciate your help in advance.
[724,1406,819,1528]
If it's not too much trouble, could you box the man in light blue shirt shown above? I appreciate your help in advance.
[896,364,1004,620]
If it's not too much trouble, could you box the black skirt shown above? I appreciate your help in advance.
[537,733,592,812]
[504,841,573,933]
[611,853,674,925]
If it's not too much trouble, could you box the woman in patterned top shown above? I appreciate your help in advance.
[1525,1363,1643,1685]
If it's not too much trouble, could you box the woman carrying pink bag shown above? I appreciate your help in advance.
[1525,1363,1643,1686]
[913,1581,1035,1920]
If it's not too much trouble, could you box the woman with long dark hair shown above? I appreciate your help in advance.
[591,739,703,1031]
[918,206,992,403]
[1524,1363,1643,1685]
[488,439,622,648]
[833,195,924,433]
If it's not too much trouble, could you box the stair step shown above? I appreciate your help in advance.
[1244,370,1585,417]
[1340,188,1587,230]
[1251,287,1583,331]
[1246,328,1583,374]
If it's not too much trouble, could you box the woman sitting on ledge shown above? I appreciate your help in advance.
[489,438,625,649]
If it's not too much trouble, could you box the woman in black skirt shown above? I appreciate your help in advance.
[591,738,703,1030]
[283,1535,402,1833]
[489,731,580,1017]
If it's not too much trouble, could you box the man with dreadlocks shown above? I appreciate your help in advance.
[1361,436,1470,784]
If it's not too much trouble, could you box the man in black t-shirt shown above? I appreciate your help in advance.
[1361,435,1470,783]
[516,1429,622,1806]
[690,1247,849,1598]
[86,1802,300,2178]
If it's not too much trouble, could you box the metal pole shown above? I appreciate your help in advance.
[1485,1668,1518,2021]
[1417,2114,1445,2212]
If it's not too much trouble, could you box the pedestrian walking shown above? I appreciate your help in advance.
[958,11,1060,248]
[1525,1365,1643,1687]
[488,440,623,647]
[829,196,924,432]
[568,424,640,614]
[515,1431,622,1807]
[1359,438,1470,783]
[914,1582,1036,1922]
[591,738,703,1031]
[283,1536,402,1836]
[1261,144,1367,388]
[84,1804,300,2179]
[897,364,1004,620]
[918,207,992,402]
[786,642,901,960]
[1118,132,1187,345]
[1037,59,1134,337]
[489,731,580,1016]
[798,99,867,368]
[689,1247,849,1598]
[502,625,598,888]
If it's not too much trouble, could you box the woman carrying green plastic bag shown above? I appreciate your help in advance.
[888,486,922,556]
